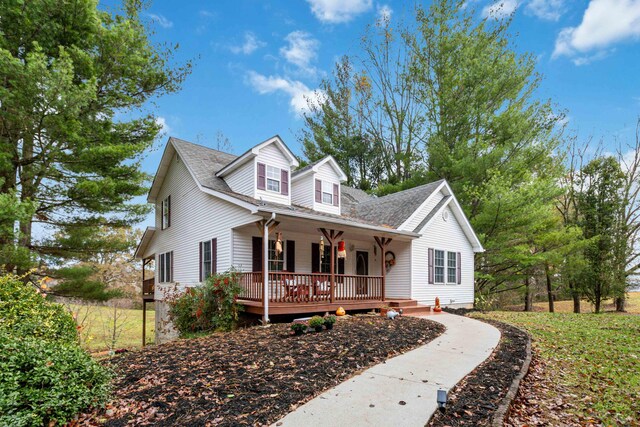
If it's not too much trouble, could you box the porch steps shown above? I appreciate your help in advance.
[387,299,431,316]
[387,299,418,308]
[400,305,432,316]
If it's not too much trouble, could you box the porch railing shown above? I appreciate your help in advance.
[238,272,383,303]
[142,278,155,297]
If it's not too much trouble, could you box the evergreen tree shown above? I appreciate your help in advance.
[0,0,190,272]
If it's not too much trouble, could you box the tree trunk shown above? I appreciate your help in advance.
[545,264,554,313]
[615,296,626,312]
[524,277,533,312]
[569,280,580,313]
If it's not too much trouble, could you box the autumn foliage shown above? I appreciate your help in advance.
[166,270,244,335]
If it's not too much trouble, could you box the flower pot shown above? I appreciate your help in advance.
[325,322,333,330]
[294,329,304,336]
[314,326,323,332]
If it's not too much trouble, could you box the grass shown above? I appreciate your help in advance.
[526,291,640,314]
[474,310,640,425]
[63,303,155,352]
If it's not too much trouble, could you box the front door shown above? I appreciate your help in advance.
[356,251,368,294]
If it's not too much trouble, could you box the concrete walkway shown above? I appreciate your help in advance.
[274,312,501,427]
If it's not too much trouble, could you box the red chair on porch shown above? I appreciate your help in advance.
[313,275,331,299]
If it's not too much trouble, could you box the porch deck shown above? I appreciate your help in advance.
[238,271,386,315]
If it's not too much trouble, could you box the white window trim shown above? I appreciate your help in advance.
[447,251,457,284]
[266,165,281,193]
[161,196,170,229]
[321,180,333,205]
[202,240,212,281]
[434,249,445,284]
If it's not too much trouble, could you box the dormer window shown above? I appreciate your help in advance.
[322,181,333,204]
[315,179,339,207]
[266,165,281,193]
[257,162,289,196]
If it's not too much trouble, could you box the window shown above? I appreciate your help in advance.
[269,240,284,271]
[158,251,173,283]
[321,246,345,274]
[266,165,280,193]
[447,251,457,283]
[322,181,333,204]
[200,239,217,281]
[161,196,171,229]
[434,250,445,283]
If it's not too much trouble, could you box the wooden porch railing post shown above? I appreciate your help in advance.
[374,236,392,302]
[319,228,343,304]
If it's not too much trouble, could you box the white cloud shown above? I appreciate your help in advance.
[482,0,519,19]
[280,31,320,76]
[245,71,325,116]
[230,32,266,55]
[553,0,640,64]
[155,116,171,136]
[377,4,393,22]
[148,13,173,29]
[306,0,373,23]
[525,0,565,21]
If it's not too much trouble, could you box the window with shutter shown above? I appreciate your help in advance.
[447,251,457,283]
[315,179,322,203]
[434,250,445,283]
[281,170,289,195]
[257,163,266,190]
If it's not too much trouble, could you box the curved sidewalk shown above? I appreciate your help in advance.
[274,312,501,427]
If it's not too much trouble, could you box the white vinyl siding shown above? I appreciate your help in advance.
[225,160,255,197]
[147,153,255,296]
[313,162,340,215]
[255,143,291,205]
[411,201,475,307]
[291,173,314,209]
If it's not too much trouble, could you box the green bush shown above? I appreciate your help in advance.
[0,274,111,426]
[167,269,244,335]
[0,275,77,342]
[0,333,111,427]
[309,315,324,329]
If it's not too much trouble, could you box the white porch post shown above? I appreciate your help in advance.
[263,220,269,324]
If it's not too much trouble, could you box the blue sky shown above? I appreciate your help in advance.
[123,0,640,217]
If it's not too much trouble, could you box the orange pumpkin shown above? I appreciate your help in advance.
[336,307,346,316]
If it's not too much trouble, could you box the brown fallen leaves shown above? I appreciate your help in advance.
[75,315,443,426]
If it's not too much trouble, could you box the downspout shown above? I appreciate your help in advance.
[263,212,276,324]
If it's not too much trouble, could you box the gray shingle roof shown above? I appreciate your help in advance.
[171,137,237,193]
[169,137,444,230]
[291,159,323,177]
[351,180,445,228]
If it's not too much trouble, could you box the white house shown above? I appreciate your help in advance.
[135,136,484,343]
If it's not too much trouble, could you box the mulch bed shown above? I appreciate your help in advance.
[77,315,443,426]
[427,319,529,427]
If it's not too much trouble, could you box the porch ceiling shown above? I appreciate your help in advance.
[253,209,418,241]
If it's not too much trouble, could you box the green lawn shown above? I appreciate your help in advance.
[473,311,640,425]
[525,291,640,314]
[65,303,155,352]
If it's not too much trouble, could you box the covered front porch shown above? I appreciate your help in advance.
[233,211,418,320]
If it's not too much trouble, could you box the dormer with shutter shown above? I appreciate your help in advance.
[216,136,299,205]
[291,156,347,215]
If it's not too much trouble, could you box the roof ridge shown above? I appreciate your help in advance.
[169,136,238,159]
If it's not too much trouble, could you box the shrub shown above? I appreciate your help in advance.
[309,315,324,329]
[290,323,307,334]
[324,315,337,325]
[167,269,244,335]
[0,333,111,426]
[0,275,111,426]
[0,274,77,342]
